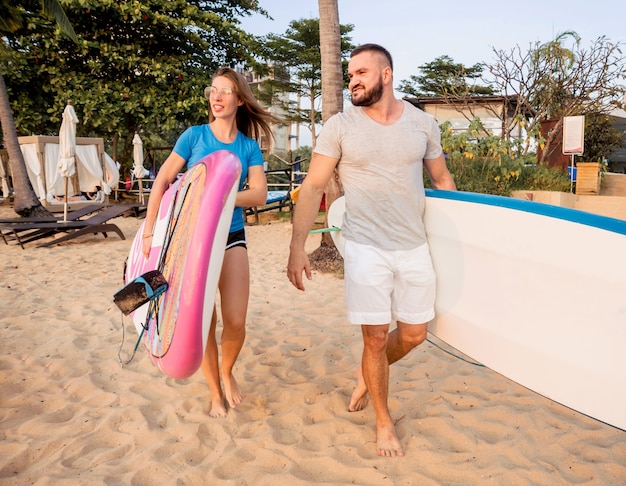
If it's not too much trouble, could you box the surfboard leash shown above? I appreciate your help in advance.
[117,319,144,367]
[117,297,162,367]
[426,336,485,367]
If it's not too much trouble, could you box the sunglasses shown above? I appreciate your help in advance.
[205,86,235,98]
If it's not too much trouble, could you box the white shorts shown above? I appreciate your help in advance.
[343,239,436,325]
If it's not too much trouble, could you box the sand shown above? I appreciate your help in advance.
[1,205,625,485]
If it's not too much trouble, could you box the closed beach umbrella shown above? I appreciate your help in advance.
[58,100,79,221]
[132,132,149,204]
[132,132,149,179]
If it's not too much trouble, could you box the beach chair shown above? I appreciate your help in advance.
[0,204,103,225]
[245,166,293,224]
[0,204,136,249]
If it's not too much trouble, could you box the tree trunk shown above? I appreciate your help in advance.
[309,85,317,150]
[319,0,343,123]
[0,69,51,217]
[318,0,343,248]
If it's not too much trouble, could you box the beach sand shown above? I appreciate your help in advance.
[1,205,625,485]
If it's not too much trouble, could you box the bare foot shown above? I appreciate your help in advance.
[209,395,228,418]
[223,372,243,408]
[348,367,369,412]
[376,423,405,458]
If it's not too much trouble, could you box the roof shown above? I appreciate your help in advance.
[404,94,535,116]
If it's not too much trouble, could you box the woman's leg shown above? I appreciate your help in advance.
[217,246,250,408]
[201,307,227,417]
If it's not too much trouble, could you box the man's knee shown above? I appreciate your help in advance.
[398,323,427,349]
[362,325,390,353]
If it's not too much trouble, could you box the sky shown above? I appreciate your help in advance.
[240,0,626,145]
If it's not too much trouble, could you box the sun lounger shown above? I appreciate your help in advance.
[0,204,136,249]
[0,204,103,224]
[245,166,295,224]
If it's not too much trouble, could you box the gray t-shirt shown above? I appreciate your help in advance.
[315,100,443,251]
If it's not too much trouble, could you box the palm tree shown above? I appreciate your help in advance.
[318,0,343,123]
[317,0,343,248]
[0,0,77,216]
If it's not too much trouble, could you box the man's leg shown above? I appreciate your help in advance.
[359,323,406,457]
[350,321,428,457]
[349,320,428,407]
[386,321,428,364]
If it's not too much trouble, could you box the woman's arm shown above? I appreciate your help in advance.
[235,164,267,208]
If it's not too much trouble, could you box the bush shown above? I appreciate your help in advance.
[432,154,570,196]
[433,122,570,195]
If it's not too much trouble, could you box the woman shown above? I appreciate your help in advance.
[142,67,282,417]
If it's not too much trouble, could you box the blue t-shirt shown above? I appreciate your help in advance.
[173,125,264,232]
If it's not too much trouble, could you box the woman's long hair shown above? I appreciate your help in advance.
[206,67,284,143]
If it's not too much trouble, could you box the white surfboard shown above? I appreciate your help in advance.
[326,194,345,255]
[327,192,626,431]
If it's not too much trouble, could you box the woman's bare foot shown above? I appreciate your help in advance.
[209,395,228,418]
[348,367,369,412]
[223,373,243,408]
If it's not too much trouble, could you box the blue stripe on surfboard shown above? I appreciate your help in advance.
[425,189,626,236]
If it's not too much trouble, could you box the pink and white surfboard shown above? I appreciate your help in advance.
[125,150,241,379]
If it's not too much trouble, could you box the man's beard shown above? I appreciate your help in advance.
[350,76,383,106]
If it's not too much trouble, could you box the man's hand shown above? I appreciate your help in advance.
[287,247,312,291]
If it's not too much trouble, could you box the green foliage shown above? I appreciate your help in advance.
[0,0,28,33]
[264,145,312,173]
[292,145,312,163]
[252,17,354,135]
[398,55,494,97]
[434,122,570,195]
[576,113,626,163]
[530,31,581,120]
[0,0,264,171]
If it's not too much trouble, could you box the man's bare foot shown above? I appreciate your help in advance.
[376,423,405,457]
[348,367,369,412]
[209,395,228,418]
[223,372,243,408]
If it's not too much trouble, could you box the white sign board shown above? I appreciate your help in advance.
[562,116,585,155]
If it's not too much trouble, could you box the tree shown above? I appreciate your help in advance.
[317,0,343,251]
[486,32,625,163]
[318,0,344,123]
[255,17,353,149]
[580,113,626,163]
[0,0,77,216]
[398,55,497,137]
[398,55,494,97]
[2,1,265,177]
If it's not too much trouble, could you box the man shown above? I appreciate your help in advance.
[287,44,456,457]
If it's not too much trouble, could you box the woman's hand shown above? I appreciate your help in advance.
[141,233,153,258]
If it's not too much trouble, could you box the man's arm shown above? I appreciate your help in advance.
[424,153,456,191]
[287,153,339,291]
